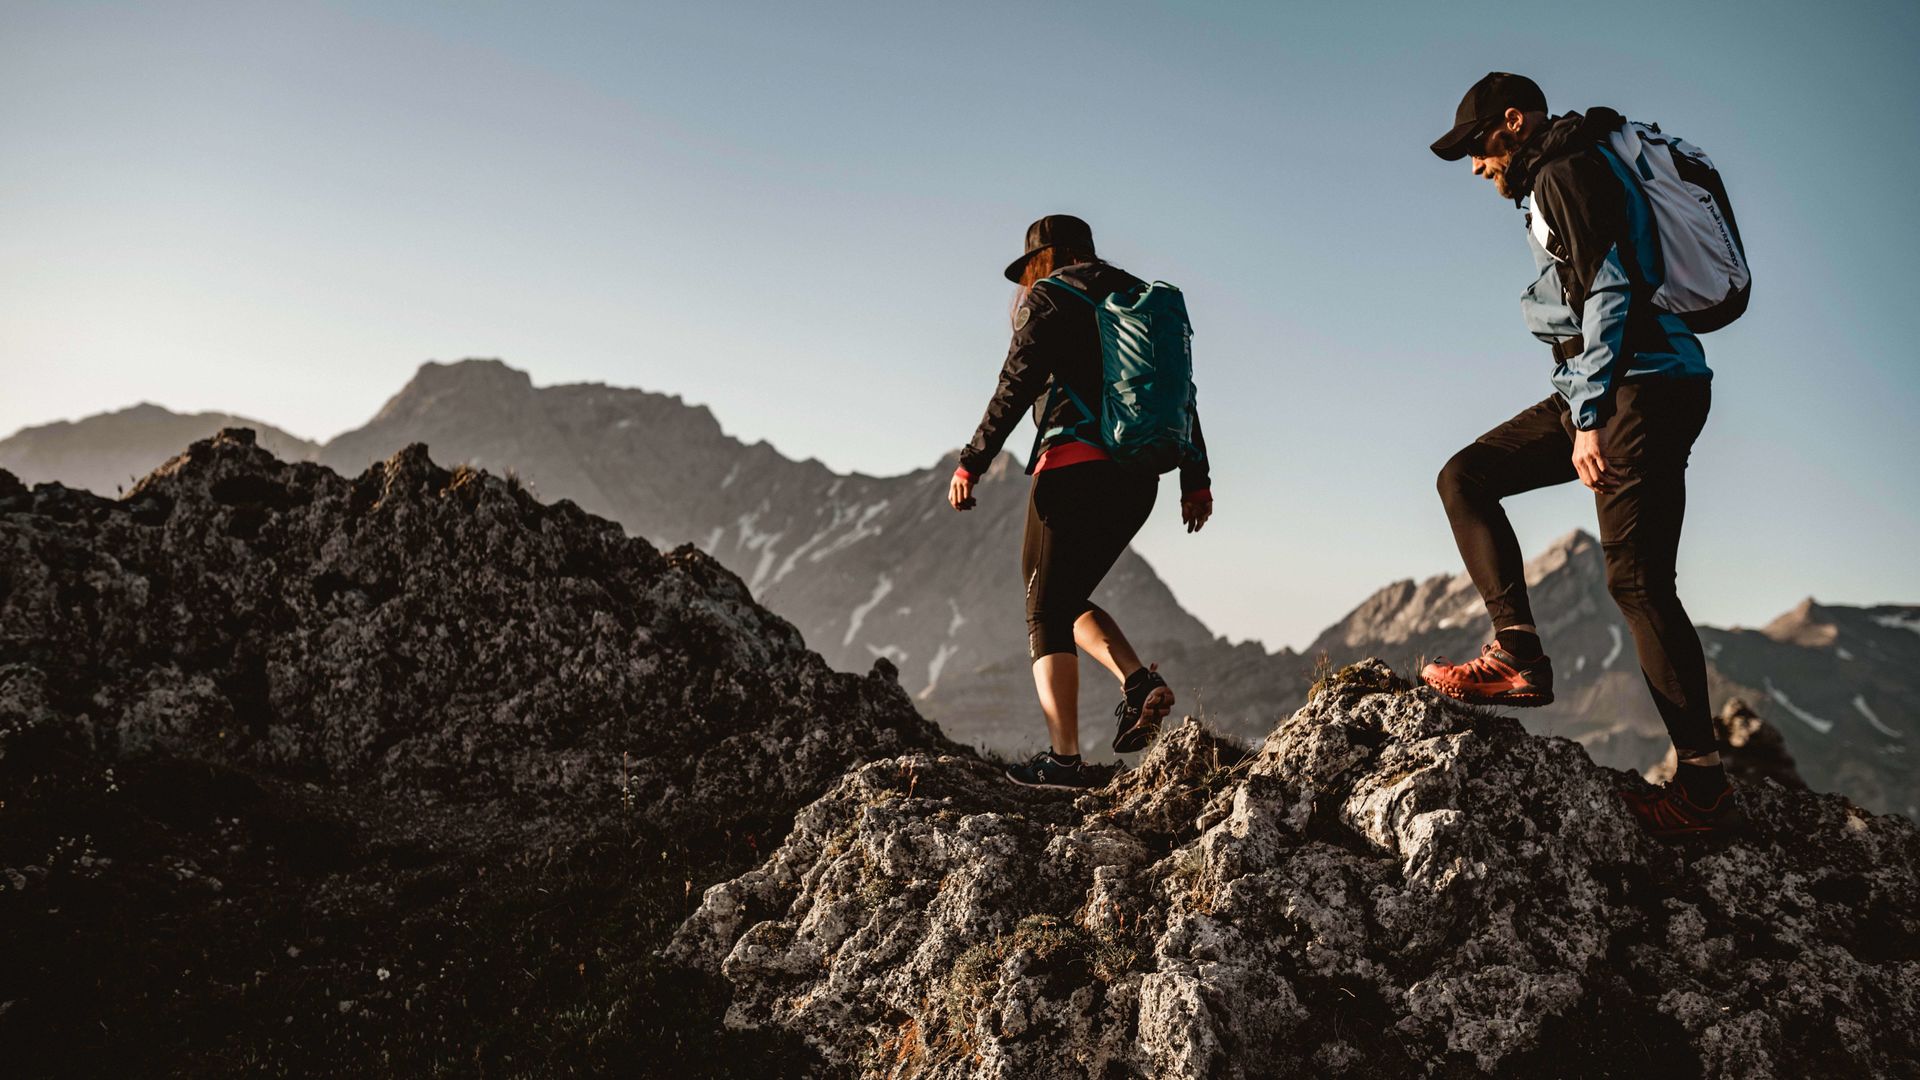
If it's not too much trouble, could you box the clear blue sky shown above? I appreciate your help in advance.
[3,1,1916,649]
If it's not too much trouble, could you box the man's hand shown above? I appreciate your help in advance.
[948,469,976,511]
[1180,491,1212,533]
[1572,428,1616,492]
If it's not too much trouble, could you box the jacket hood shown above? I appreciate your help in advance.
[1512,106,1626,201]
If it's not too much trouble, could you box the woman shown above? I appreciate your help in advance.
[948,214,1213,790]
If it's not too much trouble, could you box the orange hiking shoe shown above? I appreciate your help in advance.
[1420,644,1555,708]
[1621,783,1743,839]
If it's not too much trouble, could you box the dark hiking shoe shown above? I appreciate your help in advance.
[1005,752,1103,791]
[1622,783,1744,839]
[1112,667,1174,753]
[1421,644,1555,708]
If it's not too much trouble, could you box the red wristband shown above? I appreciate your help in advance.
[954,466,976,482]
[1183,487,1212,503]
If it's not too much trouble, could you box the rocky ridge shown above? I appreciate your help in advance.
[0,361,1311,755]
[1310,531,1918,818]
[675,662,1920,1078]
[6,364,1914,816]
[0,430,951,1076]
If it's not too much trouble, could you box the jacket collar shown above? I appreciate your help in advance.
[1510,107,1627,204]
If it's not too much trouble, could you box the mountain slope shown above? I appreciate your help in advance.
[0,401,320,495]
[8,361,1912,813]
[0,430,949,1075]
[317,359,1302,751]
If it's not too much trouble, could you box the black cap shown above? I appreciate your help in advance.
[1004,214,1095,282]
[1430,72,1548,161]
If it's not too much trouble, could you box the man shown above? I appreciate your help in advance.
[1423,72,1736,837]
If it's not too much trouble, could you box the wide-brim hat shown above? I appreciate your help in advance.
[1431,72,1548,161]
[1004,214,1096,282]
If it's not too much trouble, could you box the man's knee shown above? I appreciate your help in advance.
[1603,545,1675,608]
[1436,448,1483,510]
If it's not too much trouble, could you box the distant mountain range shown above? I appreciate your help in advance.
[4,358,1912,816]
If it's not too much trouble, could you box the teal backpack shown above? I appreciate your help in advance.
[1029,277,1201,475]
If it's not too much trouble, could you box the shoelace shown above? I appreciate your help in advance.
[1444,645,1521,681]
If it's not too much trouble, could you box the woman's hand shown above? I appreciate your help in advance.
[949,468,976,511]
[1180,491,1212,533]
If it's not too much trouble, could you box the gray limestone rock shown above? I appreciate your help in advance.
[675,661,1920,1078]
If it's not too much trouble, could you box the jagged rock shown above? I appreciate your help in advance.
[1647,698,1807,791]
[0,431,952,1075]
[674,661,1920,1078]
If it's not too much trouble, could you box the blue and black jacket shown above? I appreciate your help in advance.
[1515,107,1711,430]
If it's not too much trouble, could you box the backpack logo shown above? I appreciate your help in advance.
[1602,120,1751,332]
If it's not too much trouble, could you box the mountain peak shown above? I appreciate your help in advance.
[404,357,534,393]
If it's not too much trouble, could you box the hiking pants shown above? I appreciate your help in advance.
[1435,378,1715,754]
[1022,460,1157,659]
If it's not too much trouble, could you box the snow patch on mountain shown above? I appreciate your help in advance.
[924,642,960,695]
[844,573,894,648]
[809,500,890,564]
[1766,678,1836,735]
[1854,695,1904,740]
[1873,612,1920,635]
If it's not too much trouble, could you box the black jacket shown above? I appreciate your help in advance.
[958,260,1210,493]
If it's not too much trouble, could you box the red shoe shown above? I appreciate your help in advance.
[1621,783,1743,839]
[1420,644,1555,708]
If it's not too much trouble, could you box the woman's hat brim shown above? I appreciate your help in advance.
[1004,245,1051,283]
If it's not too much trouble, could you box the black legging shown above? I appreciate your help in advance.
[1021,460,1158,659]
[1436,378,1714,754]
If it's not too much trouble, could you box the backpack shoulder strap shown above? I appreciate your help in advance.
[1036,276,1096,306]
[1022,276,1101,468]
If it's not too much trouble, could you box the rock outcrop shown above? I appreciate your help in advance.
[1647,698,1807,792]
[0,430,951,1076]
[1310,530,1919,818]
[675,662,1920,1078]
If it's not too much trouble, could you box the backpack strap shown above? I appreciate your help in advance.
[1024,277,1102,468]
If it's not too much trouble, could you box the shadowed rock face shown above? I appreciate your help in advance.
[674,662,1920,1079]
[0,430,952,1076]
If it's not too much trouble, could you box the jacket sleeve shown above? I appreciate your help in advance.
[958,286,1064,478]
[1533,157,1633,431]
[1179,395,1210,495]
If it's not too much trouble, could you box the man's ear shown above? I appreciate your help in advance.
[1504,106,1528,135]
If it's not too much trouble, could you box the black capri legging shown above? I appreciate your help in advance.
[1021,459,1158,659]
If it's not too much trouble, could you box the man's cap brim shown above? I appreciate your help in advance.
[1430,119,1481,161]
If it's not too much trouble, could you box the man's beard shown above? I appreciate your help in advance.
[1486,127,1524,199]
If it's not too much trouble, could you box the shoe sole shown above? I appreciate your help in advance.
[1113,689,1174,754]
[1423,675,1554,709]
[1003,767,1093,792]
[1112,719,1160,754]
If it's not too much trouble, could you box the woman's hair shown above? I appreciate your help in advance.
[1011,245,1099,326]
[1016,245,1097,289]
